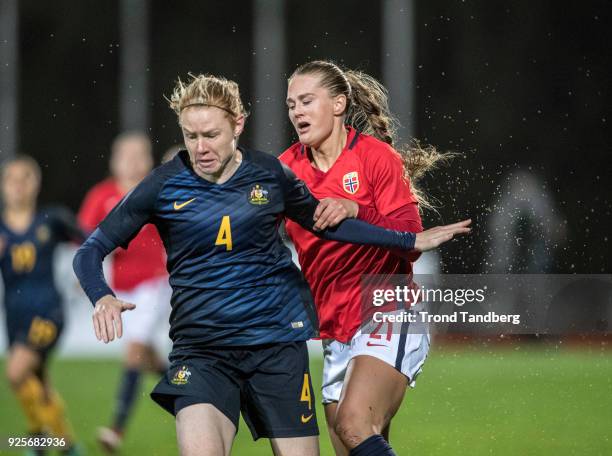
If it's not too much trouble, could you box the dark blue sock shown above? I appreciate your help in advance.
[349,434,396,456]
[112,368,141,431]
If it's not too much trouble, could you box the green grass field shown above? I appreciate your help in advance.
[1,345,611,455]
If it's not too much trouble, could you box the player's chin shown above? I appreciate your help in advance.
[297,131,317,147]
[196,162,219,175]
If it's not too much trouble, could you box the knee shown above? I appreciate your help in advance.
[334,406,377,448]
[6,364,28,390]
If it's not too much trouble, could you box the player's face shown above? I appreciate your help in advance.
[110,136,153,185]
[180,106,244,180]
[287,74,345,149]
[1,161,40,208]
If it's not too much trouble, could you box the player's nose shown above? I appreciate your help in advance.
[194,138,207,153]
[293,104,305,117]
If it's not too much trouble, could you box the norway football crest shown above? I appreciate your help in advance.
[342,172,360,195]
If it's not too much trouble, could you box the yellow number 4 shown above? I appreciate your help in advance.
[215,216,232,251]
[301,373,312,410]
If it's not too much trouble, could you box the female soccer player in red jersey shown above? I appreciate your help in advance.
[281,60,454,456]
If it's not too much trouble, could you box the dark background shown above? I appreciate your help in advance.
[12,0,612,274]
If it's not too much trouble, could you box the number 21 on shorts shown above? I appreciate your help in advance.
[215,216,232,251]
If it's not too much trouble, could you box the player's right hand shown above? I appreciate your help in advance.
[93,295,136,343]
[313,198,359,231]
[414,219,472,252]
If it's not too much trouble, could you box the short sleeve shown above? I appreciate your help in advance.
[367,146,418,215]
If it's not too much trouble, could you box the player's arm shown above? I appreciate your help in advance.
[49,205,88,244]
[313,148,423,259]
[73,172,161,343]
[314,199,421,233]
[279,163,470,252]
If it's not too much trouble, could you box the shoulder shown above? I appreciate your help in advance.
[242,147,286,177]
[137,150,189,194]
[242,147,298,190]
[278,142,303,165]
[353,133,404,173]
[355,133,400,160]
[159,149,190,174]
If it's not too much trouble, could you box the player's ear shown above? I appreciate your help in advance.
[333,94,347,116]
[233,114,245,137]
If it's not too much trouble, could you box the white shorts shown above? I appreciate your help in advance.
[321,311,430,404]
[116,277,172,345]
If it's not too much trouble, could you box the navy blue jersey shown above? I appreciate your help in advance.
[77,148,416,357]
[98,149,320,353]
[0,206,83,326]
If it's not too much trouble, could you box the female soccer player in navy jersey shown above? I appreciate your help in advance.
[1,155,84,455]
[73,74,469,456]
[281,60,453,456]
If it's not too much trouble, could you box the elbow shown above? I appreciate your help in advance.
[72,240,100,281]
[72,245,87,280]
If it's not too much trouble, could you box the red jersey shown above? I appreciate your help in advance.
[280,127,423,342]
[78,178,167,291]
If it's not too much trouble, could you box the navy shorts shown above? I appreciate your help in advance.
[151,341,318,440]
[6,311,63,361]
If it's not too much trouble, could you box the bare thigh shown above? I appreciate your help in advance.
[175,403,236,456]
[270,436,319,456]
[334,355,408,448]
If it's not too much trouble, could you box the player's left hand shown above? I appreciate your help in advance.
[313,198,359,231]
[414,219,472,252]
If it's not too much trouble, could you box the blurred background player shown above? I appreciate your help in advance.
[77,132,171,453]
[0,155,84,455]
[282,60,450,456]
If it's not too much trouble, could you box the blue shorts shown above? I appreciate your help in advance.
[151,341,318,440]
[6,309,63,360]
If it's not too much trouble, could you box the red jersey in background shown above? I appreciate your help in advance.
[78,178,167,291]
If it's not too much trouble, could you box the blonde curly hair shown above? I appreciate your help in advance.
[168,73,248,125]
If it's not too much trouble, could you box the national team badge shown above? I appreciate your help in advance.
[342,171,360,195]
[171,365,192,385]
[249,184,270,205]
[36,225,50,244]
